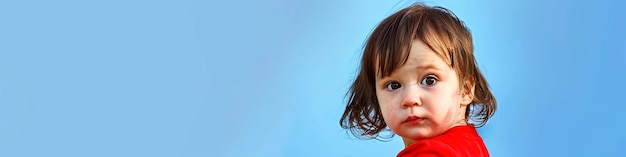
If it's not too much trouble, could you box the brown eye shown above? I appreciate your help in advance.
[420,75,437,86]
[386,82,402,91]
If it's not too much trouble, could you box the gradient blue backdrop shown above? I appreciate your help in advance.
[1,0,625,156]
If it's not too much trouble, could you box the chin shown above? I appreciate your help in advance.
[399,128,432,140]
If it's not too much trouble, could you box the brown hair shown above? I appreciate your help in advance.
[340,3,496,140]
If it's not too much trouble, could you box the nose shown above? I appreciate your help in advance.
[401,85,422,108]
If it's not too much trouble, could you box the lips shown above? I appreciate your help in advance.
[403,116,425,125]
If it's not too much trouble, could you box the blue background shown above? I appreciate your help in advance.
[1,0,625,156]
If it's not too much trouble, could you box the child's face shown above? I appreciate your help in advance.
[375,41,473,141]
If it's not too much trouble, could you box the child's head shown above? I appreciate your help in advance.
[340,3,496,141]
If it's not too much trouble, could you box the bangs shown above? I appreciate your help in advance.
[365,5,462,78]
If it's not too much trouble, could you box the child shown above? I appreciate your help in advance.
[340,3,497,157]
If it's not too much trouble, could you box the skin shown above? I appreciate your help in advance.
[375,40,475,147]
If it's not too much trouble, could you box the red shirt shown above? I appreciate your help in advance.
[396,125,489,157]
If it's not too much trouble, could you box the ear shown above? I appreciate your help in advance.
[460,79,475,106]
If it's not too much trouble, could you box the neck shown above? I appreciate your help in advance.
[402,137,415,147]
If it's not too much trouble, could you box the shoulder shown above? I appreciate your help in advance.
[397,140,457,157]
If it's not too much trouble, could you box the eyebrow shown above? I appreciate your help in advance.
[376,64,440,80]
[415,64,439,71]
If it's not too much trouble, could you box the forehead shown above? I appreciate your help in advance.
[375,40,450,77]
[406,41,441,65]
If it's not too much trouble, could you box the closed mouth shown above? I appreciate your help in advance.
[403,116,425,124]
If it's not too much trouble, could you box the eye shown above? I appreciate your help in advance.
[420,75,437,86]
[385,81,402,91]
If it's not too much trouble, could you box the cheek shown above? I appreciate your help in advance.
[376,92,401,126]
[426,87,461,118]
[442,91,464,124]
